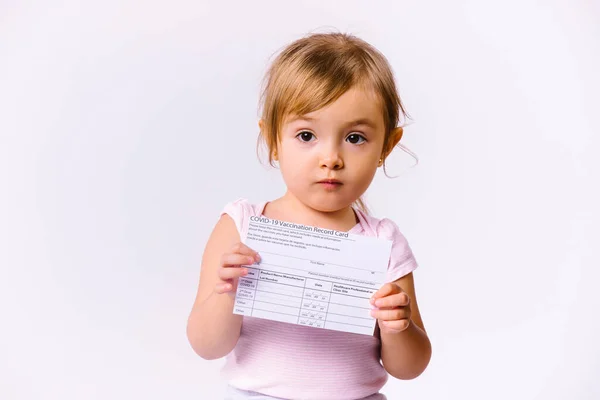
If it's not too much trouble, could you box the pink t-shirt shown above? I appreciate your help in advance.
[220,198,418,400]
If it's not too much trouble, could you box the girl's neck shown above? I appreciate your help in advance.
[264,191,359,232]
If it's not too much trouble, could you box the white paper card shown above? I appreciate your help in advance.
[233,216,392,335]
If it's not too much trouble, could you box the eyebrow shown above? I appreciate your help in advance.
[290,116,378,129]
[344,118,378,129]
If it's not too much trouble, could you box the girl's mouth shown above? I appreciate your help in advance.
[317,179,343,189]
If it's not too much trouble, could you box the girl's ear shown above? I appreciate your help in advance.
[259,119,278,161]
[381,127,404,162]
[258,119,267,145]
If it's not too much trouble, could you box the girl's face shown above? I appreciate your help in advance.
[276,86,387,213]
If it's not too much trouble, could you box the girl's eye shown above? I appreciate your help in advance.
[346,133,366,144]
[297,131,315,142]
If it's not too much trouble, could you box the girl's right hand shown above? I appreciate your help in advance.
[216,242,260,295]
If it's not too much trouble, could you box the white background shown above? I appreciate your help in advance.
[1,1,599,399]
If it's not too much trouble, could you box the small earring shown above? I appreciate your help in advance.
[378,158,383,166]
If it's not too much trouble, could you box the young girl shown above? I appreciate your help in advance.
[187,32,432,400]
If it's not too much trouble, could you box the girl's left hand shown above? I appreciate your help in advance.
[370,282,412,333]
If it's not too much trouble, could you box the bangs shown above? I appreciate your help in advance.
[268,45,379,125]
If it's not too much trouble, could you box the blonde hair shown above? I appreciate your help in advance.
[258,32,409,213]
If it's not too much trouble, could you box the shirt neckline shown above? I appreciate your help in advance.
[257,201,364,234]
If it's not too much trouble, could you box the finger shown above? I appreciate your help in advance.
[370,307,411,321]
[371,283,402,301]
[373,292,410,308]
[380,319,411,332]
[221,253,257,268]
[214,281,233,294]
[218,266,249,280]
[231,242,261,261]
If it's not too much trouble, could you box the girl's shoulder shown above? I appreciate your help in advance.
[354,208,407,240]
[220,197,266,236]
[355,209,419,282]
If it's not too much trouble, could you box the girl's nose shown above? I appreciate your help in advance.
[320,149,344,170]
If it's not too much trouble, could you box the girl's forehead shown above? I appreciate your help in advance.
[284,87,385,126]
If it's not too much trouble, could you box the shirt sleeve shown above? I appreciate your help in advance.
[377,218,419,282]
[220,198,248,236]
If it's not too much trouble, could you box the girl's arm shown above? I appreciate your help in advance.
[377,272,432,379]
[186,215,246,360]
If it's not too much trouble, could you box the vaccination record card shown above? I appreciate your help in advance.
[232,215,392,335]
